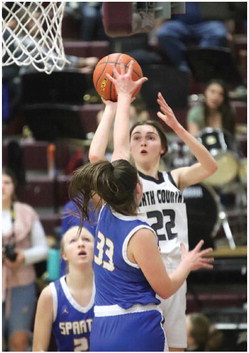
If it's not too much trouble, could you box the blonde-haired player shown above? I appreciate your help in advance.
[32,226,94,351]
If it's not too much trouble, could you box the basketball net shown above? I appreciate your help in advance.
[2,2,69,74]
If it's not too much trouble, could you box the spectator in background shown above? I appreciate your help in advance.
[80,2,107,41]
[2,167,48,351]
[3,9,98,75]
[65,2,107,41]
[156,2,230,72]
[2,3,98,126]
[187,79,236,136]
[186,312,223,351]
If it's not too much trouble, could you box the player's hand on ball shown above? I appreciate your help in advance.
[106,61,148,98]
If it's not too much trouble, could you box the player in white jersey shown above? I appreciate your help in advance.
[32,226,94,351]
[129,94,217,351]
[90,61,218,351]
[70,61,214,351]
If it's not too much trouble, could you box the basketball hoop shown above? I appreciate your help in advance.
[2,2,69,74]
[102,2,186,37]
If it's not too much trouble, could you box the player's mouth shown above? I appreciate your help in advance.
[78,250,87,257]
[140,149,148,155]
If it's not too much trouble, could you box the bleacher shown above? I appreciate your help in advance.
[2,5,247,351]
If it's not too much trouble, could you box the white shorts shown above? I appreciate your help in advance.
[157,267,187,349]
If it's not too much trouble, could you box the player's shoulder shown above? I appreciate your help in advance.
[38,283,53,306]
[133,226,156,242]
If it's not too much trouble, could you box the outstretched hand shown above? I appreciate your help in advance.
[106,60,148,98]
[157,92,179,130]
[180,240,214,271]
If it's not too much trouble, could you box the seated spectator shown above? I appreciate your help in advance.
[65,2,107,41]
[3,6,98,74]
[187,79,236,136]
[186,312,223,351]
[2,167,48,351]
[2,4,98,125]
[156,2,231,72]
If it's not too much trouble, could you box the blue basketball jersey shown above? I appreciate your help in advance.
[94,204,160,309]
[50,276,95,351]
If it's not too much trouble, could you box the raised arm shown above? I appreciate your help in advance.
[32,286,53,351]
[129,229,213,299]
[106,61,148,162]
[157,92,217,190]
[88,99,117,162]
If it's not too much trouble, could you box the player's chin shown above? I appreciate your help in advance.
[78,254,92,263]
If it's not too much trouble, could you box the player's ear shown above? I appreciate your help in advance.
[135,179,143,203]
[160,146,166,156]
[61,252,68,261]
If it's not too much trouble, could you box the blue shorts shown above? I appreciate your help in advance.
[90,306,165,351]
[2,282,37,340]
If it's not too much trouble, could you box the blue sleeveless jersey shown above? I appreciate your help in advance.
[50,276,95,351]
[94,205,161,309]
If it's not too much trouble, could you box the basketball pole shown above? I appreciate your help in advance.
[219,210,236,249]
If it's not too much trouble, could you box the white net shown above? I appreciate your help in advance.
[2,2,69,74]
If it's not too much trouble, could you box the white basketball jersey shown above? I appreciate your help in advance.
[138,171,188,268]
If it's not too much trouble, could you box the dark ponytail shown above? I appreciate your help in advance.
[69,160,139,223]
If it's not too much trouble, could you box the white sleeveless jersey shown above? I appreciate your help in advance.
[138,171,188,268]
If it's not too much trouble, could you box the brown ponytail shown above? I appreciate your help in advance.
[69,160,139,223]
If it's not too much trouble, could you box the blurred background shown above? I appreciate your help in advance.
[2,2,247,351]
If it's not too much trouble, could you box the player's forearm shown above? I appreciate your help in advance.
[89,105,115,162]
[166,262,191,298]
[112,93,132,161]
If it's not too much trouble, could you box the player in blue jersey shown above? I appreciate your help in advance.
[92,60,218,352]
[32,226,95,351]
[60,200,97,275]
[59,98,117,276]
[69,61,214,352]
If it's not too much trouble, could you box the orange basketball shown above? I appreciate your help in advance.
[93,53,143,102]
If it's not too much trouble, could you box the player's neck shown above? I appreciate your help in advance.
[137,164,159,179]
[66,266,93,290]
[135,160,160,179]
[66,269,94,307]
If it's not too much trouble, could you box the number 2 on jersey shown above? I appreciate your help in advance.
[94,231,115,271]
[74,337,89,351]
[147,209,177,241]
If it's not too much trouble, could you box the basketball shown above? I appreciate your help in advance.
[93,53,143,101]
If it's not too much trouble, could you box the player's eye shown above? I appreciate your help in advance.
[69,238,77,243]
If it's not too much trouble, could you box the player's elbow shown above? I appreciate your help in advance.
[207,159,218,176]
[111,150,130,162]
[156,286,174,299]
[158,291,173,300]
[88,152,102,163]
